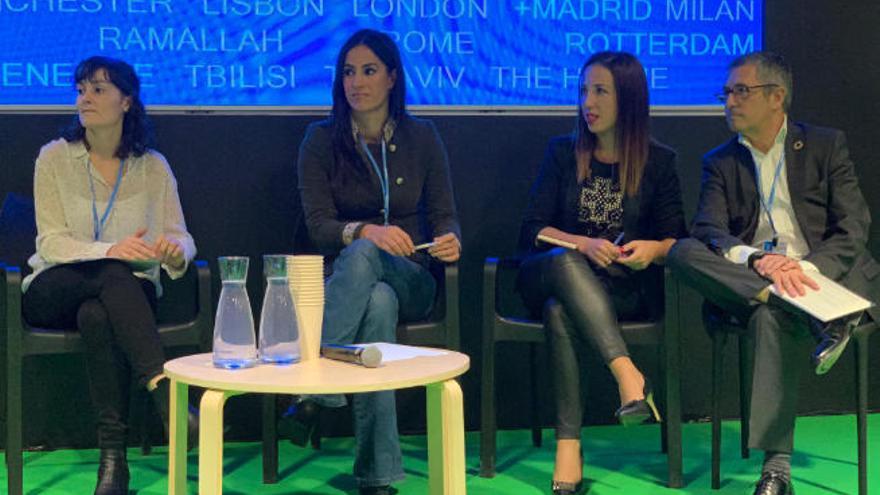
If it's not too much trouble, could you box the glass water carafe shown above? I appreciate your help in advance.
[212,256,258,369]
[259,255,300,364]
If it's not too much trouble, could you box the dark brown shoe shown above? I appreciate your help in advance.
[754,471,793,495]
[278,398,321,447]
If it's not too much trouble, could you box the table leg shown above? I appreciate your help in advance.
[198,389,240,495]
[426,379,466,495]
[168,380,189,495]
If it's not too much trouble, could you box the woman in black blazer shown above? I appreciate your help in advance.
[292,29,461,495]
[516,51,687,494]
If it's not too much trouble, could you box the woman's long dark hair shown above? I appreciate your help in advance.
[575,51,650,197]
[330,29,407,176]
[61,56,153,158]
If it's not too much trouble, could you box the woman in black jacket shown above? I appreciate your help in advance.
[293,29,461,495]
[516,52,687,494]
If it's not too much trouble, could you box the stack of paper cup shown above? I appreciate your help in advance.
[286,255,324,362]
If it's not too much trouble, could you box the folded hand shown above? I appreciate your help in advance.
[616,240,661,271]
[154,234,185,270]
[361,224,415,256]
[578,237,620,268]
[428,232,461,263]
[107,227,156,261]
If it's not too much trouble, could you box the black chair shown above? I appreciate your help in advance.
[705,303,876,495]
[478,256,683,488]
[703,304,753,490]
[260,263,460,484]
[1,193,213,495]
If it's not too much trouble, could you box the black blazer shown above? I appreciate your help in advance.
[691,121,880,315]
[297,116,460,259]
[519,135,687,254]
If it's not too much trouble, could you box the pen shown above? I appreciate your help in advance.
[613,232,629,256]
[414,241,436,251]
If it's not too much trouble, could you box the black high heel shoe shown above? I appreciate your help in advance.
[278,397,321,447]
[551,479,585,495]
[551,448,585,495]
[615,380,662,427]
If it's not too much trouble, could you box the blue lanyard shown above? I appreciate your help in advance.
[754,151,785,239]
[359,136,390,226]
[87,158,126,241]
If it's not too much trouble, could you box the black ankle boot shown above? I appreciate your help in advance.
[150,377,199,448]
[94,448,129,495]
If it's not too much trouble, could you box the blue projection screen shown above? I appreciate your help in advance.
[0,0,762,111]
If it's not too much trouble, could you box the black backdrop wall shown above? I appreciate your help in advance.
[1,1,879,449]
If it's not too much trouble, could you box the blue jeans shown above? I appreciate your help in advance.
[316,239,436,487]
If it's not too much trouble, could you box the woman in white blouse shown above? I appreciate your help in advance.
[21,56,196,495]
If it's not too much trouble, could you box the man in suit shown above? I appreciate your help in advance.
[668,51,879,495]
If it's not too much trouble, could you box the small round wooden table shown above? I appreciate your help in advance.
[164,350,470,494]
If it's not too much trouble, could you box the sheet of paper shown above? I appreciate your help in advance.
[352,342,448,362]
[769,271,874,322]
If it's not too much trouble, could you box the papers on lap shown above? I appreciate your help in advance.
[537,234,578,250]
[770,271,874,322]
[351,343,447,362]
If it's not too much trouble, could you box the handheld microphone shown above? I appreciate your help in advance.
[320,344,382,368]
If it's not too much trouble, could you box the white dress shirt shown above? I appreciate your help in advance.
[725,117,818,272]
[23,138,196,296]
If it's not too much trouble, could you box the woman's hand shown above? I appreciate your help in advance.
[360,224,415,256]
[428,232,461,263]
[616,240,662,271]
[107,227,156,261]
[577,236,620,268]
[153,234,186,270]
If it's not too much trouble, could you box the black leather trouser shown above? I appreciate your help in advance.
[23,259,162,448]
[517,248,646,439]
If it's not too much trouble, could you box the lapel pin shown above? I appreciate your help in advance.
[793,140,804,150]
[389,144,397,152]
[395,177,404,185]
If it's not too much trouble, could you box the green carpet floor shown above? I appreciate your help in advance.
[2,413,877,494]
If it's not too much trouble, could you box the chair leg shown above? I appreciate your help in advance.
[7,357,24,495]
[738,333,754,459]
[855,334,868,495]
[137,388,155,456]
[262,394,278,484]
[310,415,322,450]
[711,333,726,490]
[530,343,542,447]
[657,342,669,454]
[479,340,497,478]
[665,356,683,489]
[663,274,684,489]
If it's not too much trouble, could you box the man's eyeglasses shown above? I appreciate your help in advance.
[714,84,779,103]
